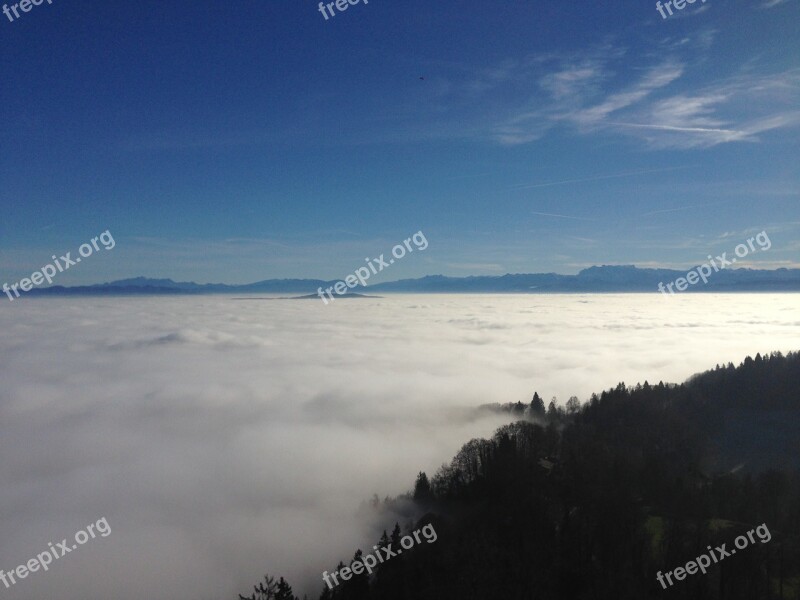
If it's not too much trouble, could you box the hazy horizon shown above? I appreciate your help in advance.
[17,262,800,288]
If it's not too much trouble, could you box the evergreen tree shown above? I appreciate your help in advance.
[378,529,390,549]
[343,550,369,600]
[413,471,434,503]
[546,399,559,421]
[275,577,297,600]
[239,575,278,600]
[390,523,402,548]
[530,392,546,417]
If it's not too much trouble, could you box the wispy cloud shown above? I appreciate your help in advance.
[608,70,800,148]
[508,166,694,191]
[566,64,684,126]
[665,3,712,19]
[760,0,792,8]
[638,199,734,217]
[484,39,800,149]
[530,211,596,221]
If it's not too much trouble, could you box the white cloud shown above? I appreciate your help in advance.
[0,295,798,599]
[485,40,800,149]
[761,0,792,8]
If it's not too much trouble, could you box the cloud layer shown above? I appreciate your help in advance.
[0,294,797,599]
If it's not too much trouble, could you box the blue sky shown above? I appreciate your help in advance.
[1,0,798,285]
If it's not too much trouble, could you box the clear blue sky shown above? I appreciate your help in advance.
[1,0,798,285]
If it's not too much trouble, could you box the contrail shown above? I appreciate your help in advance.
[508,165,694,191]
[607,122,744,135]
[530,211,596,221]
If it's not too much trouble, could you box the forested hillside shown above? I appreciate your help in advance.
[241,351,800,600]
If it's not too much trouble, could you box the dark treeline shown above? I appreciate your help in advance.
[240,351,800,600]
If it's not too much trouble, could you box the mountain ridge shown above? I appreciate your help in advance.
[22,265,800,296]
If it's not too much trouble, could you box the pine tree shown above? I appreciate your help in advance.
[390,523,402,548]
[530,392,545,416]
[239,574,278,600]
[378,529,390,549]
[343,550,369,600]
[413,471,434,503]
[275,577,296,600]
[547,399,559,421]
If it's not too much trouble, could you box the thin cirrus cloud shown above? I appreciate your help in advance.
[487,40,800,149]
[761,0,793,8]
[506,165,695,191]
[565,64,686,126]
[530,211,596,221]
[605,69,800,148]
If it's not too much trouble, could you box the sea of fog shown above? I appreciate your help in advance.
[0,294,797,600]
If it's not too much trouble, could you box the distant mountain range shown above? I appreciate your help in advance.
[23,266,800,296]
